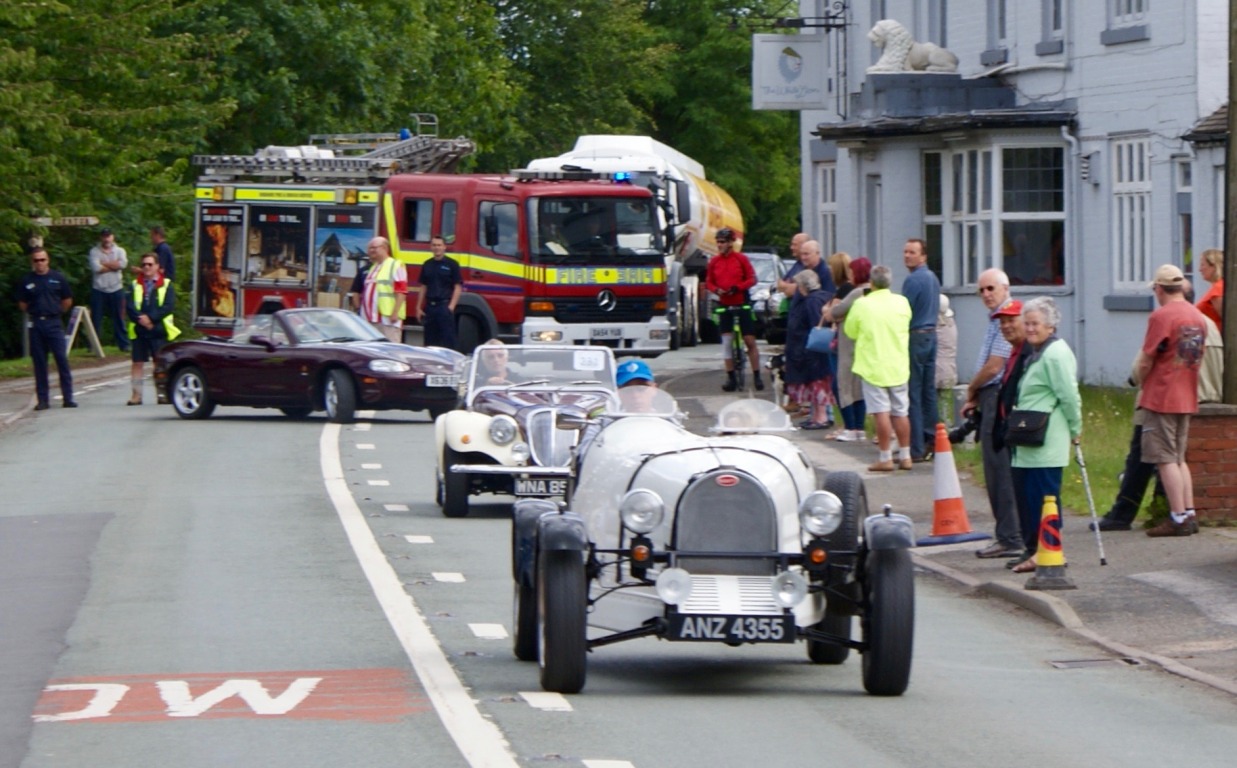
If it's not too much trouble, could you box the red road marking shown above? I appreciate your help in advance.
[34,668,429,723]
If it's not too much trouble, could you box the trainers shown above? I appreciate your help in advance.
[1089,517,1132,532]
[834,430,859,442]
[868,460,896,472]
[1187,515,1201,534]
[753,373,765,391]
[1146,518,1192,537]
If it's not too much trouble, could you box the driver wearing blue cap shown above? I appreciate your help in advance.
[616,359,654,387]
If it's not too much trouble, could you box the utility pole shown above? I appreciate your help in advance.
[1225,2,1237,404]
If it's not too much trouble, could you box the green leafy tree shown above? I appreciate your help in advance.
[0,0,233,357]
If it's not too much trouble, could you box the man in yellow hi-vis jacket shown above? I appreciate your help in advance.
[125,253,180,405]
[361,237,407,343]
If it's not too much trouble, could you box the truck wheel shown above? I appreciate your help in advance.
[513,579,538,661]
[171,366,216,420]
[441,446,470,518]
[324,369,357,424]
[682,294,698,347]
[538,550,587,693]
[457,314,484,354]
[861,548,915,696]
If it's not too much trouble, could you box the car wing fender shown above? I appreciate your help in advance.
[513,499,559,586]
[537,511,589,554]
[863,511,916,550]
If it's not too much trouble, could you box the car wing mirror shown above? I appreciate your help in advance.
[249,334,278,352]
[555,406,590,431]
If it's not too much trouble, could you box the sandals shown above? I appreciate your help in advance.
[1011,557,1037,574]
[799,421,829,430]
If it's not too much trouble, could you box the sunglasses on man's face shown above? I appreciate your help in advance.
[142,262,158,268]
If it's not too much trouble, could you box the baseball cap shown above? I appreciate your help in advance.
[993,299,1022,318]
[1150,264,1185,287]
[616,359,654,387]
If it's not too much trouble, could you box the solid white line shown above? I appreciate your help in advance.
[320,425,518,767]
[1129,570,1237,626]
[518,691,572,712]
[385,504,410,512]
[405,535,434,544]
[433,572,466,583]
[469,623,509,640]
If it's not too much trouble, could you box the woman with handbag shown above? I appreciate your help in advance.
[824,257,871,441]
[784,269,834,429]
[1007,296,1082,573]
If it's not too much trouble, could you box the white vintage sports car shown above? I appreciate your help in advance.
[434,344,619,517]
[511,394,916,696]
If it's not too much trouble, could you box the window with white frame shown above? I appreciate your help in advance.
[1112,0,1146,25]
[1176,158,1193,278]
[817,162,837,257]
[1111,137,1153,288]
[924,145,1066,288]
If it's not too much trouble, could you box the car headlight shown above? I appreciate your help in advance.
[799,491,843,536]
[656,567,693,605]
[489,415,518,445]
[368,359,411,373]
[619,489,664,533]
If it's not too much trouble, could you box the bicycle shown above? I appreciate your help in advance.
[713,303,758,392]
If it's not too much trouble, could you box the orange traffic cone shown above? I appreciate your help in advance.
[1025,495,1076,590]
[916,423,990,546]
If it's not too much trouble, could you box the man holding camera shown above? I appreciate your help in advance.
[962,268,1023,559]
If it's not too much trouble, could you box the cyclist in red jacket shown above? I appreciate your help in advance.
[705,228,763,392]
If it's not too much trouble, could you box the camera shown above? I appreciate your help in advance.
[948,410,981,444]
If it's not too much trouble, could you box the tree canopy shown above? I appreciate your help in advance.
[2,0,805,356]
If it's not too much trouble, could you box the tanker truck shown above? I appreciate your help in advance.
[526,135,744,348]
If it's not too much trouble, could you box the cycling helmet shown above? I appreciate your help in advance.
[716,227,736,242]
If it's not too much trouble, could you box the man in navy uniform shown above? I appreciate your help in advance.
[14,247,77,409]
[416,234,463,349]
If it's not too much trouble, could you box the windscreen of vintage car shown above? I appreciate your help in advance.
[232,309,384,346]
[528,196,663,263]
[711,398,796,433]
[465,345,617,398]
[613,386,678,417]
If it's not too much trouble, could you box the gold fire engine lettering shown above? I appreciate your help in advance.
[545,267,661,285]
[235,188,336,202]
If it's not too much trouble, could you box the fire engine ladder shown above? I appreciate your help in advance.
[194,122,475,181]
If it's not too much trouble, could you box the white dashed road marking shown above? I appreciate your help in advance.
[353,423,372,432]
[320,425,517,767]
[367,480,390,486]
[356,443,376,450]
[384,504,410,512]
[582,761,635,768]
[405,535,434,544]
[518,692,572,712]
[433,572,466,583]
[468,624,509,640]
[362,463,383,469]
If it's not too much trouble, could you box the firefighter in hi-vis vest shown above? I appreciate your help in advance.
[362,236,407,343]
[125,252,180,405]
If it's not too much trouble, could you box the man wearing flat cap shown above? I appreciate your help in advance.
[1133,264,1208,537]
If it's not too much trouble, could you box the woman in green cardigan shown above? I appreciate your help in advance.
[1010,296,1083,573]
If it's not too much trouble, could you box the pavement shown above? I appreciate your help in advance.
[5,354,1237,699]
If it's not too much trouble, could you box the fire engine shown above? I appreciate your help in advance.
[191,123,671,354]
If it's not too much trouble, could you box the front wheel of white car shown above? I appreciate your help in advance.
[807,610,851,664]
[538,550,587,693]
[441,446,469,518]
[861,548,914,696]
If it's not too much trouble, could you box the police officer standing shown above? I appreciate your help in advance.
[416,234,462,349]
[14,246,77,409]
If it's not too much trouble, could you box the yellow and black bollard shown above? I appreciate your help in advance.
[1025,495,1077,591]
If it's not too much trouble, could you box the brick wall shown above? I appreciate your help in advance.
[1188,403,1237,522]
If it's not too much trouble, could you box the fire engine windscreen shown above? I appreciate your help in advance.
[530,197,662,263]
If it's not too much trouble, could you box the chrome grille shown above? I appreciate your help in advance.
[674,469,777,575]
[527,407,577,467]
[679,575,781,614]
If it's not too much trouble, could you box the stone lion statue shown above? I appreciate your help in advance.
[866,19,959,74]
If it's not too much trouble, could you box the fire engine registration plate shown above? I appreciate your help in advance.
[667,613,795,643]
[514,477,568,496]
[590,327,623,339]
[426,375,458,388]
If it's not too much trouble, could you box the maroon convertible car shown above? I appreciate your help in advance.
[154,308,464,423]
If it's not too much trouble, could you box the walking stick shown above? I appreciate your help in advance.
[1074,440,1108,566]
